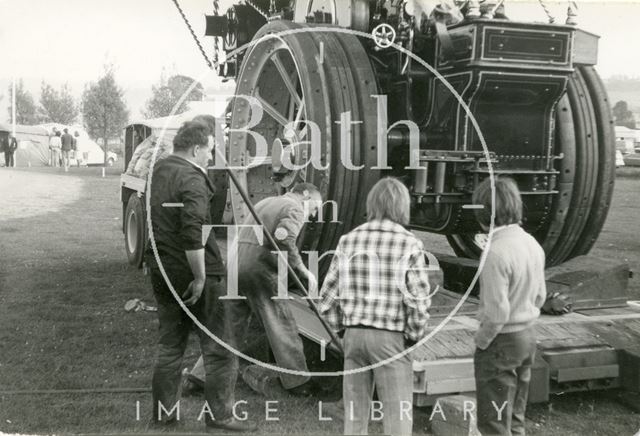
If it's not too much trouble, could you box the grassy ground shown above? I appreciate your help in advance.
[0,165,639,435]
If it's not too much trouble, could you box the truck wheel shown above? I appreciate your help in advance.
[125,194,146,268]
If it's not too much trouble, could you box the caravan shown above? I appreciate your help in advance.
[73,136,118,166]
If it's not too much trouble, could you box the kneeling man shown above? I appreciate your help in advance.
[228,183,323,396]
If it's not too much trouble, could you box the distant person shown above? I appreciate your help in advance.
[61,128,74,172]
[49,131,62,167]
[471,177,547,436]
[5,135,18,167]
[72,131,80,166]
[1,134,8,167]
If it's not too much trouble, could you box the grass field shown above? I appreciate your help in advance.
[0,165,639,435]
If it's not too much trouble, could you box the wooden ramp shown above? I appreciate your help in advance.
[409,306,640,405]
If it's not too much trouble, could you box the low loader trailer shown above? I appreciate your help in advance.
[288,251,640,406]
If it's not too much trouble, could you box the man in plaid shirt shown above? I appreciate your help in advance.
[319,177,432,436]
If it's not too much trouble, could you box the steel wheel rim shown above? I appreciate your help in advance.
[228,21,380,255]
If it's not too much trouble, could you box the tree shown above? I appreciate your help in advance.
[7,80,37,124]
[612,100,636,129]
[38,81,79,124]
[143,73,204,118]
[82,66,129,165]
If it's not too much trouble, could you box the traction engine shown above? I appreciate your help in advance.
[205,0,615,269]
[123,0,639,404]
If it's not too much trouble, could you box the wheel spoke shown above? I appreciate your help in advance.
[287,94,296,121]
[247,155,273,168]
[271,52,302,108]
[254,88,290,127]
[293,103,307,137]
[284,102,307,140]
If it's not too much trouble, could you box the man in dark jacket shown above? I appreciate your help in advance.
[1,134,8,167]
[146,121,255,432]
[4,135,17,167]
[61,128,74,171]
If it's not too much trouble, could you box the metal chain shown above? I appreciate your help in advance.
[212,0,220,70]
[170,0,215,71]
[244,0,270,20]
[538,0,555,23]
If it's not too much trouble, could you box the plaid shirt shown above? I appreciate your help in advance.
[318,219,432,342]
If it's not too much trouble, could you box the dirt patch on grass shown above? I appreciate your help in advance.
[0,169,84,222]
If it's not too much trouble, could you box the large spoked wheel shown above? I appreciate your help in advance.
[228,21,380,256]
[447,66,616,266]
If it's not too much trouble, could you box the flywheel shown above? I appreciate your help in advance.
[228,21,380,258]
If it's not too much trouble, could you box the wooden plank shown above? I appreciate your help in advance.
[556,365,619,382]
[414,358,474,378]
[539,308,640,325]
[414,329,476,361]
[576,306,640,316]
[452,316,480,329]
[426,378,476,395]
[535,322,608,349]
[288,297,336,350]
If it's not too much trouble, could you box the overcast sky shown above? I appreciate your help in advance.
[1,0,639,120]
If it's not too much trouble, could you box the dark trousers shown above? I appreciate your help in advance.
[150,269,238,423]
[474,328,536,436]
[4,151,14,167]
[227,255,310,389]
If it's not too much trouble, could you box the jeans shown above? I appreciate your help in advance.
[474,327,536,436]
[342,328,413,436]
[226,259,310,389]
[150,269,238,423]
[61,149,70,170]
